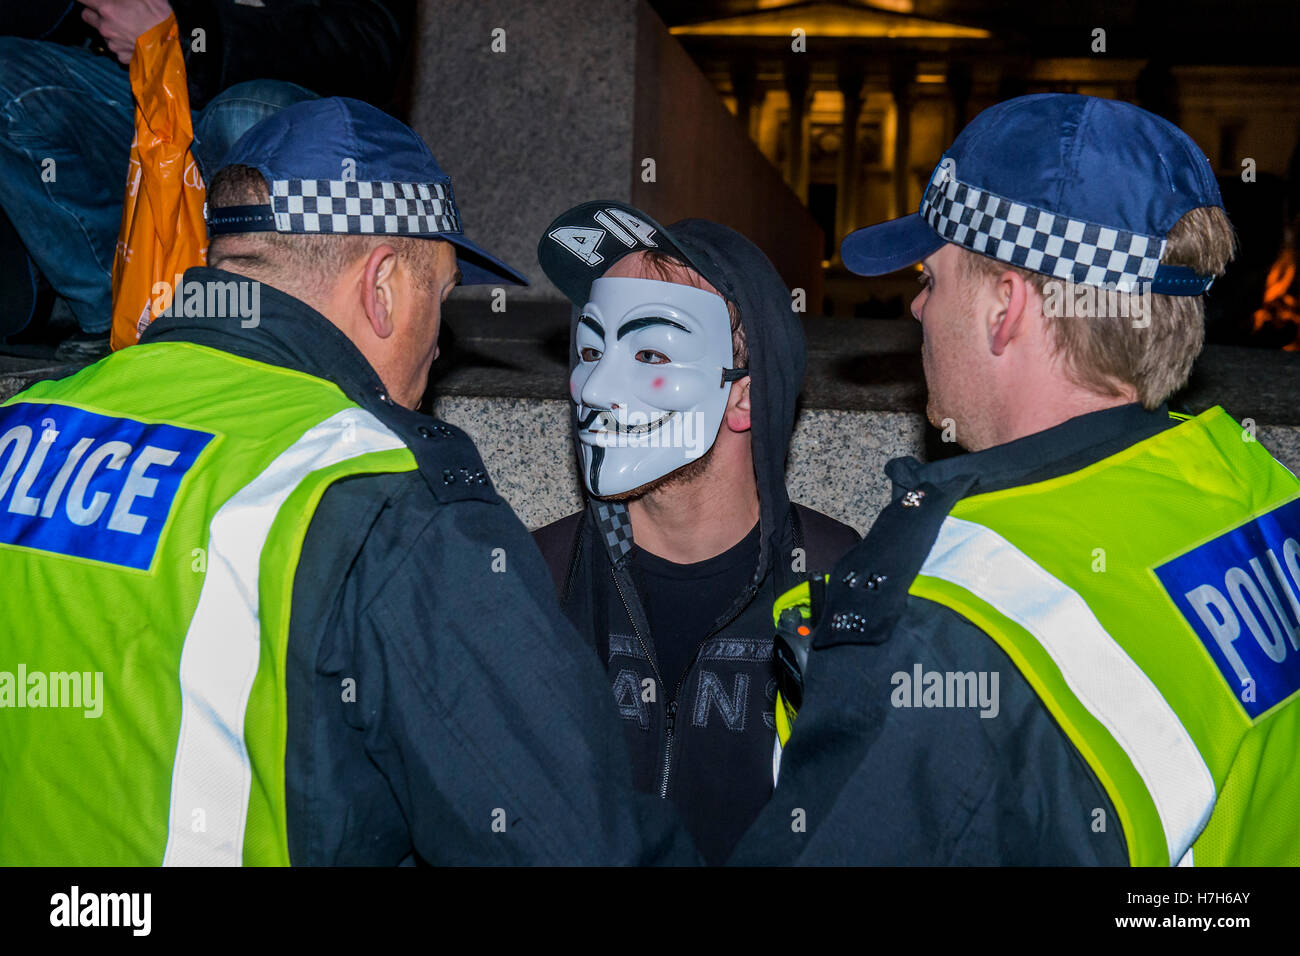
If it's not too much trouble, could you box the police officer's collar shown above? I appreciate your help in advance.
[140,266,391,405]
[889,402,1177,496]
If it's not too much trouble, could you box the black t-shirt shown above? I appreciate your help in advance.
[631,522,762,698]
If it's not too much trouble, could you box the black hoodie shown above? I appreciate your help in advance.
[534,219,859,864]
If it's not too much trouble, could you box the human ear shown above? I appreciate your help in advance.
[989,269,1029,357]
[362,245,400,339]
[725,378,752,432]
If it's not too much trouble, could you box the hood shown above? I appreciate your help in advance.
[667,219,805,583]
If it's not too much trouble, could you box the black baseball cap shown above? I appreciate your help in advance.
[537,200,707,304]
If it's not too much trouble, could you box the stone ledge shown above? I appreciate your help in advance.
[5,302,1297,425]
[3,310,1296,533]
[429,301,1300,426]
[433,396,1300,533]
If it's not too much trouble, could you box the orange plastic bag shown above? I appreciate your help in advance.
[109,14,207,351]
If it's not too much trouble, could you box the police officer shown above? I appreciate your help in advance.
[732,94,1300,866]
[0,98,692,865]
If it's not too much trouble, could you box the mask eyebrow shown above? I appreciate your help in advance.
[617,316,690,340]
[579,314,604,337]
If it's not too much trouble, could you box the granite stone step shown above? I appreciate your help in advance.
[2,305,1296,532]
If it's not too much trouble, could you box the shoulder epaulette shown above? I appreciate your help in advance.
[357,388,498,504]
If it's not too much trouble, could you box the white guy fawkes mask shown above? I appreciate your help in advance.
[570,276,739,497]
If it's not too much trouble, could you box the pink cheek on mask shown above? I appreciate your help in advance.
[652,377,665,390]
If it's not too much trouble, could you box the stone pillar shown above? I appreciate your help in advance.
[948,61,973,136]
[1136,60,1181,125]
[748,85,768,144]
[729,56,758,141]
[835,58,866,257]
[410,0,638,300]
[996,64,1030,103]
[890,60,914,220]
[410,0,824,303]
[783,56,811,203]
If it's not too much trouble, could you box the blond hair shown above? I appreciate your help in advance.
[960,206,1236,408]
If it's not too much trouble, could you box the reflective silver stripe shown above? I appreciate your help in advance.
[163,409,406,866]
[919,515,1216,865]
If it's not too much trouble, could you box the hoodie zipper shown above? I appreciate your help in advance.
[610,570,675,797]
[612,564,762,800]
[660,598,754,801]
[661,702,677,798]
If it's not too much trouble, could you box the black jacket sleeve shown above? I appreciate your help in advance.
[169,0,413,109]
[728,596,1130,865]
[290,470,696,865]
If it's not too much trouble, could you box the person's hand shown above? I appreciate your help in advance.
[81,0,174,65]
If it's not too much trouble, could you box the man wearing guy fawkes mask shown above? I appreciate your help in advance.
[534,201,859,864]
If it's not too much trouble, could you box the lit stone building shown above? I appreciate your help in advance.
[658,0,1300,319]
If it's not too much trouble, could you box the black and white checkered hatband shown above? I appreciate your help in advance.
[270,178,461,236]
[920,162,1166,292]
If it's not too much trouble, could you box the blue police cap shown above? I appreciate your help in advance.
[207,97,527,287]
[841,94,1224,295]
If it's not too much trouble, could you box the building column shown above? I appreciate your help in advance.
[783,56,811,203]
[748,85,768,144]
[948,61,973,136]
[996,63,1030,103]
[729,56,758,142]
[1136,60,1181,125]
[835,58,866,257]
[890,60,914,220]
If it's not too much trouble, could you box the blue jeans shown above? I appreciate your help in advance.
[0,38,316,333]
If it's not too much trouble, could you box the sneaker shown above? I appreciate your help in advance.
[54,330,112,363]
